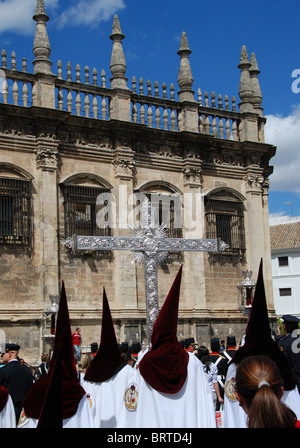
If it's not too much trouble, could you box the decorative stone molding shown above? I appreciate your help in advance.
[35,147,58,170]
[182,166,202,187]
[244,173,264,193]
[113,157,135,178]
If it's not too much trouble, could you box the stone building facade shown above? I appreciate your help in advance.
[0,1,276,364]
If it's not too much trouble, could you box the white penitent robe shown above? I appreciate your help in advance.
[17,395,95,428]
[118,352,216,428]
[81,364,135,428]
[224,362,300,428]
[0,394,16,428]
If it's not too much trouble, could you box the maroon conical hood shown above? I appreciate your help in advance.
[139,266,189,394]
[232,259,296,390]
[23,282,86,420]
[84,288,124,382]
[37,344,63,428]
[51,280,77,380]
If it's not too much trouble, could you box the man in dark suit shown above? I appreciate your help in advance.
[0,343,33,422]
[277,315,300,393]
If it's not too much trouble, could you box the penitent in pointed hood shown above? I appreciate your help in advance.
[37,344,63,428]
[23,281,85,420]
[84,288,124,382]
[232,259,296,390]
[139,266,189,394]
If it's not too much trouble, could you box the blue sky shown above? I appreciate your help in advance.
[1,0,300,219]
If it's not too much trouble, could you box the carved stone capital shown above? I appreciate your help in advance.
[35,147,58,170]
[113,157,135,178]
[182,165,202,187]
[244,174,264,193]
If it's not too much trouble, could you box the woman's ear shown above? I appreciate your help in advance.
[279,386,284,400]
[235,391,245,409]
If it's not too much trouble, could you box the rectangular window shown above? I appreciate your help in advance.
[278,256,289,267]
[144,193,183,238]
[0,177,31,245]
[62,185,110,237]
[205,198,245,252]
[279,288,292,297]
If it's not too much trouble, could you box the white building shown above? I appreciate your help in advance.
[270,216,300,318]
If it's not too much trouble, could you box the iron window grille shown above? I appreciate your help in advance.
[205,197,245,254]
[278,256,289,267]
[0,177,32,245]
[144,193,183,238]
[62,185,111,237]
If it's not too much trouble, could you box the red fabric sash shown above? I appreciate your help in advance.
[0,385,9,413]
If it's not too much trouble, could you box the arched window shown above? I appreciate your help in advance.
[135,182,183,238]
[60,174,113,237]
[205,189,245,254]
[0,163,33,246]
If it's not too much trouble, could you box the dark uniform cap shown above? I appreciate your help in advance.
[132,342,141,353]
[5,343,20,352]
[211,338,220,352]
[227,336,236,346]
[90,342,98,353]
[120,342,129,352]
[282,315,300,323]
[185,338,195,346]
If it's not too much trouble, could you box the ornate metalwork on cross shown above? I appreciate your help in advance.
[63,199,229,340]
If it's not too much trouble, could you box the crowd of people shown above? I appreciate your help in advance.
[0,261,300,429]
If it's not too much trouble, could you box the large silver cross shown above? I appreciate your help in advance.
[63,199,228,340]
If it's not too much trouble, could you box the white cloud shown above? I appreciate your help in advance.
[55,0,126,29]
[0,0,122,35]
[265,105,300,193]
[0,0,59,35]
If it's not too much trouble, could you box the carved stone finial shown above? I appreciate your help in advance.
[249,52,263,112]
[32,0,52,75]
[239,45,250,66]
[177,32,194,101]
[249,52,260,74]
[178,32,191,54]
[109,15,127,88]
[111,14,124,36]
[34,0,48,17]
[238,45,253,108]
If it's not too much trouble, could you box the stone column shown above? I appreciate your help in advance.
[112,135,137,316]
[244,168,274,309]
[181,158,206,311]
[34,137,60,308]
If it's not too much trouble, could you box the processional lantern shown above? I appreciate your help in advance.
[237,270,255,316]
[42,294,59,353]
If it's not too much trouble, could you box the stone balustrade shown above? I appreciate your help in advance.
[0,51,241,140]
[0,10,264,143]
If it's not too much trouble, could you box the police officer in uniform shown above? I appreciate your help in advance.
[222,336,237,364]
[277,314,300,393]
[0,343,33,423]
[209,338,228,400]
